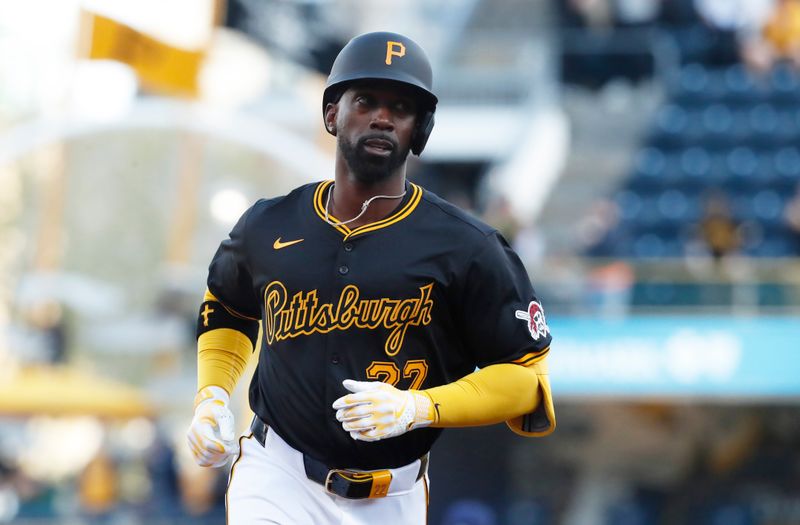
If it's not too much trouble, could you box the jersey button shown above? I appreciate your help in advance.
[338,265,349,275]
[344,243,354,252]
[331,354,340,364]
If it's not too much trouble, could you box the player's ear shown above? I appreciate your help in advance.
[324,103,338,136]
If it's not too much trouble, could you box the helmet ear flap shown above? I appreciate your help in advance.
[411,111,435,155]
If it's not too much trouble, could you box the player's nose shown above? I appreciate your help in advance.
[369,105,394,131]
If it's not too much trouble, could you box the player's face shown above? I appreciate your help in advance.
[333,82,418,184]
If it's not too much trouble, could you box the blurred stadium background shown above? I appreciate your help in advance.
[1,0,799,523]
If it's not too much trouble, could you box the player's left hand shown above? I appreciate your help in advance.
[332,379,434,442]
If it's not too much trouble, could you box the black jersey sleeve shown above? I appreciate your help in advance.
[459,231,552,368]
[206,203,261,320]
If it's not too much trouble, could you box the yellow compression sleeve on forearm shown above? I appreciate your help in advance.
[197,328,253,396]
[422,362,541,428]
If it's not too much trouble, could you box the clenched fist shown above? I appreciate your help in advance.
[332,380,435,442]
[186,386,239,467]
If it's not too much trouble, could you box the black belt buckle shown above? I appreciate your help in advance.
[324,469,348,497]
[324,469,392,499]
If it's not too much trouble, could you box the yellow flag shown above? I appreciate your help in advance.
[86,11,204,98]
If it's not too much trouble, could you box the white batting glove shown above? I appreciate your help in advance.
[332,379,435,442]
[186,386,239,468]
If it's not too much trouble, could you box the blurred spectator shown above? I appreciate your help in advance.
[743,0,800,72]
[693,0,774,66]
[783,183,800,252]
[585,261,634,317]
[560,0,614,30]
[482,194,520,242]
[613,0,662,29]
[696,192,741,261]
[143,427,181,518]
[11,301,68,364]
[79,451,119,519]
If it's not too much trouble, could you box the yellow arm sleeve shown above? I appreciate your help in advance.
[197,329,253,396]
[424,363,540,426]
[422,352,555,437]
[196,289,255,396]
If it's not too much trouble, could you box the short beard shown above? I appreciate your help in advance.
[339,134,410,184]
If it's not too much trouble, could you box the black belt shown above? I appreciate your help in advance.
[249,416,428,499]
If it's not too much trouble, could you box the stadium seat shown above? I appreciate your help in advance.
[773,147,800,190]
[753,238,792,257]
[700,103,735,148]
[769,63,800,106]
[628,147,668,192]
[725,147,759,189]
[672,63,711,105]
[675,148,717,191]
[722,64,766,106]
[657,189,690,222]
[632,233,667,258]
[651,104,690,149]
[614,190,644,222]
[734,190,784,224]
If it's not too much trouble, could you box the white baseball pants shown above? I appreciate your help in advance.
[226,428,429,524]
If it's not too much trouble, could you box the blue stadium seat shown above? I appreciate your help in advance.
[748,103,780,148]
[773,147,800,190]
[722,64,767,106]
[628,147,668,192]
[587,227,635,258]
[632,233,667,258]
[700,103,735,149]
[657,189,696,223]
[769,63,800,106]
[725,147,759,188]
[614,190,644,223]
[753,190,783,222]
[672,63,714,106]
[651,104,690,149]
[674,147,720,191]
[637,196,665,228]
[634,147,667,177]
[753,238,792,257]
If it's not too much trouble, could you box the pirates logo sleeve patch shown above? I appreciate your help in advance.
[514,301,550,341]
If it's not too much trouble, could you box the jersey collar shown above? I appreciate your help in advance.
[313,180,422,239]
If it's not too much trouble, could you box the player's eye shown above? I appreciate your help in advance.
[354,94,374,107]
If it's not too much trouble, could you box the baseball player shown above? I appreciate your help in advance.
[186,31,555,524]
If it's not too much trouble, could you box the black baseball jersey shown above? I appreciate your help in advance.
[205,180,551,470]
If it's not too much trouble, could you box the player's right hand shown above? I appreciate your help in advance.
[186,386,239,468]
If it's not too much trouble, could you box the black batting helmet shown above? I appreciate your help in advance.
[323,31,437,155]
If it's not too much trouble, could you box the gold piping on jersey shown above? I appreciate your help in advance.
[263,280,434,356]
[313,180,423,239]
[205,288,260,321]
[512,346,550,367]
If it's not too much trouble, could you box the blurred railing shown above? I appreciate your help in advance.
[531,257,800,316]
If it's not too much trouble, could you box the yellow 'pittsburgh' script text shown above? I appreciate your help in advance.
[263,281,434,356]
